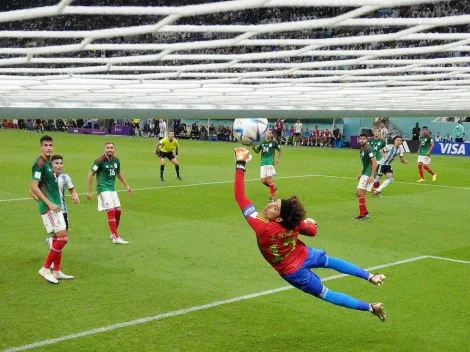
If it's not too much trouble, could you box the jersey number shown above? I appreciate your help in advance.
[262,146,269,153]
[109,169,115,176]
[269,237,296,263]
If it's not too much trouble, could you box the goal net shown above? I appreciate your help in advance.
[0,0,469,115]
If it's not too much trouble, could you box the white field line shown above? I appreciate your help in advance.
[6,255,470,352]
[1,173,470,203]
[426,256,470,264]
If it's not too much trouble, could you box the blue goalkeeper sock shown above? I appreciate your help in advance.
[324,256,370,280]
[321,288,370,311]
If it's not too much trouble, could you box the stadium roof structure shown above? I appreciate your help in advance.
[0,0,470,118]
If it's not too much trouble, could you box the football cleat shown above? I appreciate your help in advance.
[370,303,386,322]
[364,213,370,219]
[432,174,437,182]
[38,267,59,284]
[268,197,276,202]
[417,178,425,183]
[352,215,366,221]
[53,271,74,280]
[374,191,383,198]
[369,274,386,286]
[160,177,164,182]
[110,233,114,240]
[112,237,129,244]
[177,176,183,181]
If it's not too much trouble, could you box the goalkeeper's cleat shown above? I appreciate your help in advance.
[368,274,386,286]
[53,270,74,280]
[112,237,129,244]
[417,178,425,183]
[432,174,437,182]
[370,303,386,322]
[38,267,59,284]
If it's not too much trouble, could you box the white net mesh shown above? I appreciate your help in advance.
[0,0,469,114]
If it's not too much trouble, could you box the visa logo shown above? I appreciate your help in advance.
[439,143,466,155]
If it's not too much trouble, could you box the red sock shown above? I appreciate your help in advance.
[358,196,368,216]
[44,240,67,269]
[373,181,380,189]
[269,183,275,198]
[423,165,435,175]
[418,164,424,178]
[107,209,118,238]
[115,209,122,229]
[53,252,62,271]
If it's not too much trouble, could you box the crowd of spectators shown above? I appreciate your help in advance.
[0,1,469,75]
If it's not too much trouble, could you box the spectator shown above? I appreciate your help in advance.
[412,122,421,140]
[173,119,181,138]
[435,132,442,142]
[332,125,343,148]
[379,121,389,140]
[454,120,465,142]
[293,119,303,146]
[274,118,284,143]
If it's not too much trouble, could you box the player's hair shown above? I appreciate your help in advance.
[280,196,306,230]
[422,126,428,129]
[359,133,368,138]
[104,141,114,146]
[40,135,53,145]
[374,127,380,131]
[51,154,63,162]
[393,135,402,141]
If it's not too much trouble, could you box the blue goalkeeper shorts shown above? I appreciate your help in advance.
[281,247,327,297]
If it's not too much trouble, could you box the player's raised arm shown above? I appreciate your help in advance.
[252,144,261,153]
[234,147,267,234]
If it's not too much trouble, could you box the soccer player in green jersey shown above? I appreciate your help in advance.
[369,128,387,189]
[87,142,132,244]
[417,126,436,182]
[31,135,74,284]
[252,130,282,202]
[354,134,377,220]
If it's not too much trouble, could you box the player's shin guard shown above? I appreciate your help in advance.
[44,239,67,269]
[160,165,165,178]
[107,209,118,239]
[423,165,435,175]
[269,183,276,197]
[175,165,180,177]
[358,196,367,216]
[418,163,424,178]
[115,208,122,229]
[323,256,370,280]
[377,177,393,192]
[320,287,370,311]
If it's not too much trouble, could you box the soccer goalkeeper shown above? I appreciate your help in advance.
[233,147,387,321]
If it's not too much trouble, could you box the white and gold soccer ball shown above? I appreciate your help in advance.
[233,118,269,146]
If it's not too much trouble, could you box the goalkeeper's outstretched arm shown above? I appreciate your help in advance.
[234,148,266,235]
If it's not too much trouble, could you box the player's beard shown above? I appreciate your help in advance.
[106,151,114,158]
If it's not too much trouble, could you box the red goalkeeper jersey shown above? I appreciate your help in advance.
[234,169,317,276]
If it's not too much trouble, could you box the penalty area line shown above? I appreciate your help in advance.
[3,255,429,352]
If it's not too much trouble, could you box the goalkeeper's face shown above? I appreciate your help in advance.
[263,199,282,220]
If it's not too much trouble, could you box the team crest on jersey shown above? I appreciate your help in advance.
[114,163,117,168]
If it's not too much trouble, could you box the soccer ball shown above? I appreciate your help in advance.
[233,118,269,146]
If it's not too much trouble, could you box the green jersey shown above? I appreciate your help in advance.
[369,138,386,161]
[31,156,61,214]
[254,140,281,166]
[91,155,121,193]
[360,144,376,176]
[419,135,434,156]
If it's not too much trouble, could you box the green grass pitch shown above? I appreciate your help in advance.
[0,130,469,352]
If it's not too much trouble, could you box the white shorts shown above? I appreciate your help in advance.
[417,155,431,165]
[98,191,121,211]
[41,210,67,234]
[357,175,374,191]
[260,165,276,178]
